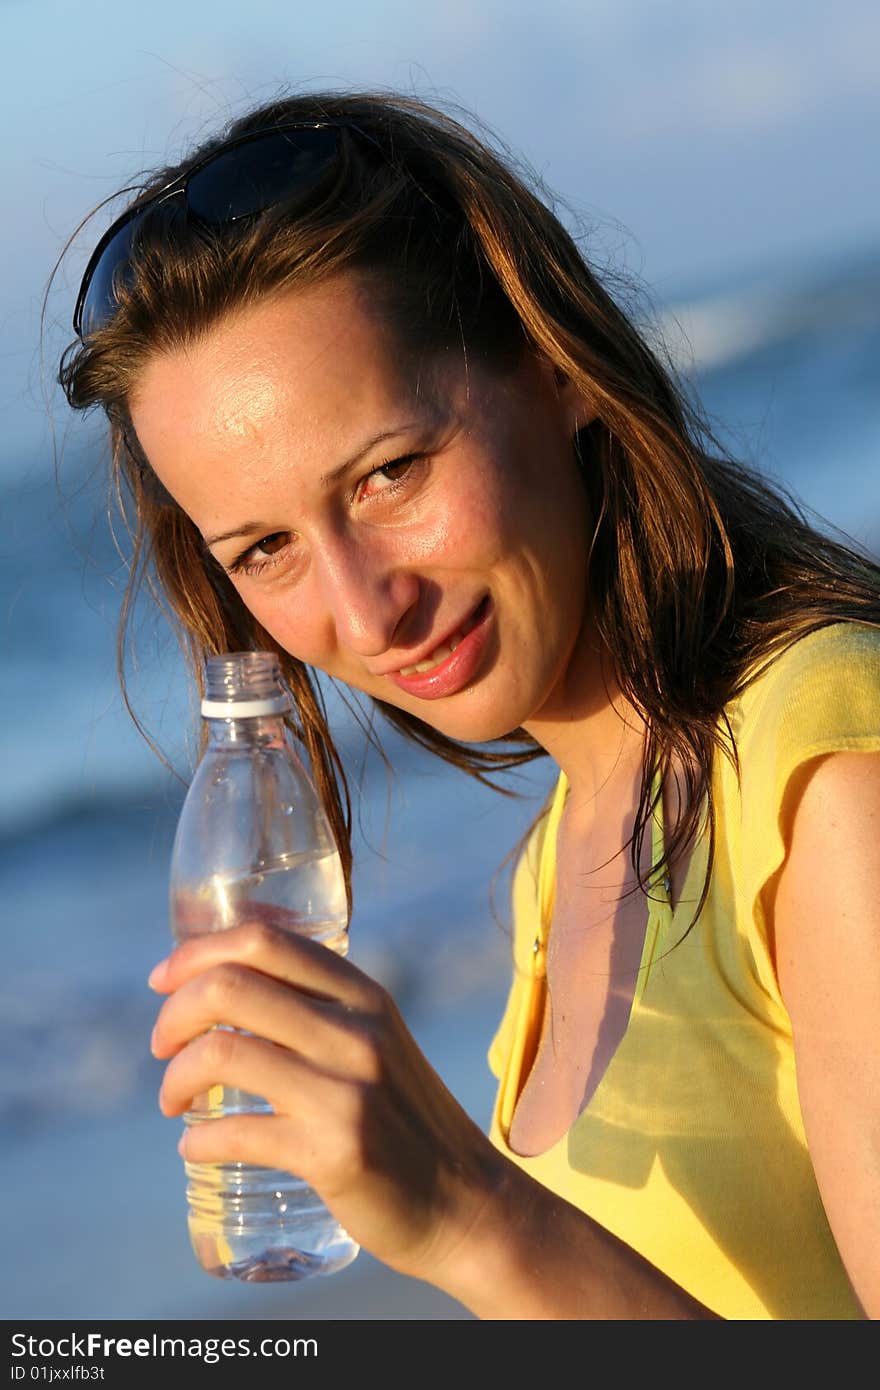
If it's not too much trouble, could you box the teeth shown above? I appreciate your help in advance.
[395,600,485,678]
[399,642,454,676]
[398,635,461,677]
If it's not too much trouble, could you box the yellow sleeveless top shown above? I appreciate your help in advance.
[488,623,880,1320]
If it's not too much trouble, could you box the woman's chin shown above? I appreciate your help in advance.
[398,695,533,747]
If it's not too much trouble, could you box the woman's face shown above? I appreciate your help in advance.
[129,274,595,745]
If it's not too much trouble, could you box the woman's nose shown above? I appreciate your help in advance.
[313,532,421,658]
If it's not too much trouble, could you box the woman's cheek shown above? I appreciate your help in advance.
[271,612,331,668]
[235,584,327,667]
[397,513,454,564]
[425,470,507,566]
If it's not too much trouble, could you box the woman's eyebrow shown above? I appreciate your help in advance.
[203,424,422,548]
[203,520,268,548]
[319,425,420,488]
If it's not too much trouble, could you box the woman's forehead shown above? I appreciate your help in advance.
[133,276,454,425]
[126,283,479,518]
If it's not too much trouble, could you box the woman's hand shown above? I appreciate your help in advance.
[148,920,506,1285]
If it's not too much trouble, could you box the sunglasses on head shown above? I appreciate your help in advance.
[73,120,371,339]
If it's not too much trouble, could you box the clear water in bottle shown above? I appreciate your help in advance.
[169,651,360,1283]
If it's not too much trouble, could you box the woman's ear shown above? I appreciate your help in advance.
[552,364,597,433]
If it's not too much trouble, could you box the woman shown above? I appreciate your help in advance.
[59,90,880,1319]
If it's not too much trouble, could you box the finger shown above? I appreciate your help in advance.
[151,961,385,1081]
[177,1111,346,1187]
[158,1025,346,1121]
[148,919,376,1008]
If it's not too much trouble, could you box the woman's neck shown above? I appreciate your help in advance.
[521,621,648,811]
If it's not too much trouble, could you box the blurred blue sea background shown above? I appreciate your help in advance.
[2,0,879,1320]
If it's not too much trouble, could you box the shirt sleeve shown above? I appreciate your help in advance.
[737,622,880,946]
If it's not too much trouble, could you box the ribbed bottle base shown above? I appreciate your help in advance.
[195,1239,360,1283]
[185,1160,360,1283]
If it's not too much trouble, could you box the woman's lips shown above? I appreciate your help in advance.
[384,596,493,700]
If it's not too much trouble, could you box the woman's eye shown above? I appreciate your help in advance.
[361,454,420,497]
[253,532,290,557]
[226,531,292,576]
[377,457,414,481]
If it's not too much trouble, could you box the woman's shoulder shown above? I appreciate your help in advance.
[714,621,880,990]
[726,620,880,847]
[734,620,880,745]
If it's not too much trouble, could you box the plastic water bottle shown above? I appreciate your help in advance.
[168,649,360,1283]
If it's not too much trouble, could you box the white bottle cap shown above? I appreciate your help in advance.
[200,693,292,718]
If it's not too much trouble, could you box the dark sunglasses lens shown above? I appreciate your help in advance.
[186,126,341,222]
[79,217,138,336]
[75,126,344,336]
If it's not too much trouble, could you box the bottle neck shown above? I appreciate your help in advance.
[204,715,288,748]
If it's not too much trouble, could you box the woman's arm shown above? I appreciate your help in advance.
[768,749,880,1319]
[417,1151,720,1320]
[149,924,718,1319]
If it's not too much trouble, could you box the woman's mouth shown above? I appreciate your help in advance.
[385,596,493,700]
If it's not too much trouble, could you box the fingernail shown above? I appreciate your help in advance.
[147,957,169,990]
[177,1131,187,1157]
[149,1025,159,1056]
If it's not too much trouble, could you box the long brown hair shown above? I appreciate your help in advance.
[58,89,880,926]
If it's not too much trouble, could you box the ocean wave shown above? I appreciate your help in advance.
[655,245,880,376]
[0,975,161,1137]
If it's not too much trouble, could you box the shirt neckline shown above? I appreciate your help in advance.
[530,765,674,1004]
